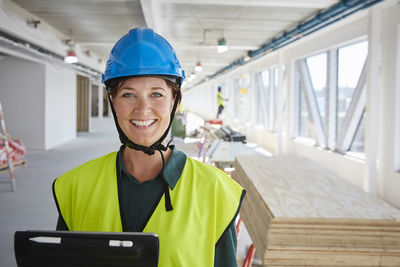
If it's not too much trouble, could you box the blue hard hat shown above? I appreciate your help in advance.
[102,28,185,88]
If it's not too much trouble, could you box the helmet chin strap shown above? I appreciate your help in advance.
[107,90,181,212]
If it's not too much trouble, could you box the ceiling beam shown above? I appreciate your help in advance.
[78,42,258,51]
[140,0,164,35]
[74,0,335,6]
[162,0,337,9]
[78,42,113,46]
[176,45,259,51]
[183,62,228,67]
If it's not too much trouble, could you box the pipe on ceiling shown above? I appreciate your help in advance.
[199,0,383,86]
[0,30,102,80]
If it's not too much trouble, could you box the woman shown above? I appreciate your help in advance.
[53,28,245,266]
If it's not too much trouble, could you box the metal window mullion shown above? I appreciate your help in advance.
[326,49,338,150]
[248,74,255,124]
[265,73,271,130]
[251,75,257,124]
[292,62,301,136]
[256,73,265,126]
[272,67,278,132]
[336,61,367,152]
[298,60,325,145]
[258,74,264,125]
[274,65,285,133]
[233,79,239,119]
[252,73,258,124]
[275,53,286,154]
[252,73,260,124]
[258,72,269,127]
[228,80,235,121]
[268,68,275,131]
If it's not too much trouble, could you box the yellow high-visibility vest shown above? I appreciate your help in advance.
[53,152,244,267]
[217,91,225,107]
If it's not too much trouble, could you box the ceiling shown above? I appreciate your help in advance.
[10,0,339,86]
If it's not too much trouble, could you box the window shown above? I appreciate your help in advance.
[350,110,365,153]
[296,54,326,145]
[337,41,368,137]
[261,70,270,129]
[299,84,312,138]
[306,53,327,129]
[257,67,279,132]
[237,75,250,122]
[269,66,279,131]
[294,40,368,155]
[253,71,268,126]
[232,78,240,120]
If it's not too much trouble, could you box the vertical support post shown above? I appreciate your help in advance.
[0,102,16,191]
[326,49,338,150]
[249,73,257,125]
[268,68,275,131]
[291,62,300,138]
[256,72,268,128]
[253,73,260,124]
[276,51,286,155]
[364,7,382,195]
[394,24,400,172]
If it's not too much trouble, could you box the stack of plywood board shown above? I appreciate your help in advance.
[232,155,400,267]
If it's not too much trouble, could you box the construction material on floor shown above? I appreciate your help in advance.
[215,126,247,142]
[196,123,266,166]
[210,141,271,166]
[232,155,400,267]
[0,101,26,191]
[0,139,26,171]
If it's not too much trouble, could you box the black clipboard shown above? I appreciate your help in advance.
[14,230,159,267]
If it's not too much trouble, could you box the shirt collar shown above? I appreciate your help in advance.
[117,145,187,190]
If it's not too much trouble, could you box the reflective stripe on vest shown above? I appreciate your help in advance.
[53,151,244,267]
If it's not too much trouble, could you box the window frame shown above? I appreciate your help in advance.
[293,39,369,155]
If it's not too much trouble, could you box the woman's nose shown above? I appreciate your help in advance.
[134,96,150,113]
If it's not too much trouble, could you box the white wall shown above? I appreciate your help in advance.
[184,0,400,208]
[0,54,78,150]
[44,63,77,149]
[0,55,45,149]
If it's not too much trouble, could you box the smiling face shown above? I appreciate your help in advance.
[112,76,175,147]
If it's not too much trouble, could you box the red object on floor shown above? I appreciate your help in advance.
[0,139,26,169]
[236,217,242,235]
[205,119,223,125]
[242,244,256,267]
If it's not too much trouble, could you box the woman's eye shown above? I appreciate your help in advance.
[152,92,163,97]
[122,93,133,98]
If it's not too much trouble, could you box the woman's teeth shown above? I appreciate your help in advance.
[130,119,155,127]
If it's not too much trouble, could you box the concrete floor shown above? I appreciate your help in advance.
[2,117,247,266]
[0,118,120,266]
